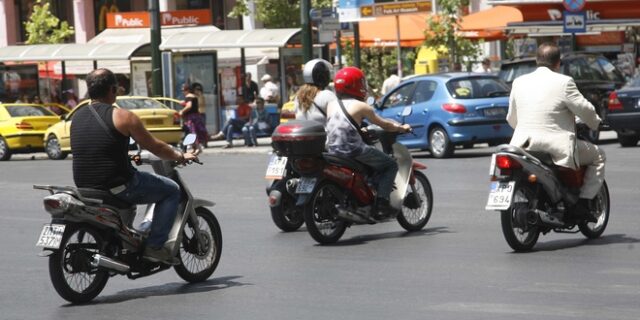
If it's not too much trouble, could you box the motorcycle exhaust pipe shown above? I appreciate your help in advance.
[530,209,564,227]
[526,210,539,225]
[91,254,130,273]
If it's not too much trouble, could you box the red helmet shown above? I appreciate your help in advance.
[334,66,367,101]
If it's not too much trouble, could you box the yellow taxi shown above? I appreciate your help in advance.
[42,103,71,116]
[0,103,63,161]
[44,96,183,160]
[279,100,296,123]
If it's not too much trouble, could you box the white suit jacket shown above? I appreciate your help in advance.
[507,67,601,169]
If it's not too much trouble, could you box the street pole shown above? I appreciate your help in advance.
[301,0,312,63]
[150,0,162,97]
[354,22,361,68]
[394,0,402,77]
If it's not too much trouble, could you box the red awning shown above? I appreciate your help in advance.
[343,13,429,47]
[459,6,523,41]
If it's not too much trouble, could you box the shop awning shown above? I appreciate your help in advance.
[459,6,523,40]
[506,19,640,35]
[354,13,429,47]
[159,28,301,51]
[0,42,149,62]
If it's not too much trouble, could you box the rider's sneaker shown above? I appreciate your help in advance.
[571,198,597,223]
[375,198,400,219]
[143,246,180,265]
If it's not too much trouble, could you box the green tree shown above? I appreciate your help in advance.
[229,0,333,28]
[24,0,74,44]
[423,0,481,70]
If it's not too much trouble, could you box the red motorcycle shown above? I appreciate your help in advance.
[271,119,433,244]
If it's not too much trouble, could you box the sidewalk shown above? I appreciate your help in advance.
[202,136,273,155]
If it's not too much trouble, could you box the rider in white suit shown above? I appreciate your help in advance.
[507,42,606,219]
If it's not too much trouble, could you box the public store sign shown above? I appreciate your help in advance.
[360,1,432,18]
[107,9,211,28]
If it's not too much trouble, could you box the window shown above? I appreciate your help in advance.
[5,105,54,117]
[116,98,168,110]
[446,77,510,99]
[411,81,437,104]
[382,83,416,109]
[597,58,625,83]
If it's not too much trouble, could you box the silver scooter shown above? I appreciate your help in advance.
[34,134,222,304]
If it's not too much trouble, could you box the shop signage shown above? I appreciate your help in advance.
[337,0,374,22]
[107,9,211,28]
[360,1,432,18]
[563,11,587,33]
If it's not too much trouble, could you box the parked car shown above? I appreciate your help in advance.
[375,73,513,158]
[606,74,640,147]
[0,103,62,160]
[44,96,183,160]
[499,53,626,141]
[279,100,296,123]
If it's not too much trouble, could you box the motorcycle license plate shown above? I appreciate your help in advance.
[265,155,288,180]
[485,181,515,210]
[296,177,317,194]
[35,224,66,249]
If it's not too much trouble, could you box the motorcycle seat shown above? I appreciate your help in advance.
[322,153,374,175]
[496,144,554,165]
[77,188,134,209]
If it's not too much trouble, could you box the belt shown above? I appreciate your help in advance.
[109,184,127,194]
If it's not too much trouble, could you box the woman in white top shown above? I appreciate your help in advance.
[294,59,337,126]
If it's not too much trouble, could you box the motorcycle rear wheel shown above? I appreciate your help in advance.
[397,171,433,231]
[303,181,347,244]
[579,181,610,239]
[269,181,304,232]
[49,224,109,304]
[500,186,539,252]
[174,207,222,283]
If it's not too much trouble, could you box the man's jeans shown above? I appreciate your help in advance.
[223,119,247,144]
[353,146,398,200]
[112,170,181,248]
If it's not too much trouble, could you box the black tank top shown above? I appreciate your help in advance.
[71,103,135,190]
[184,96,199,116]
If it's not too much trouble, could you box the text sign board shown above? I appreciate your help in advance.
[310,8,336,21]
[563,11,587,33]
[338,0,374,22]
[360,1,432,18]
[107,9,211,28]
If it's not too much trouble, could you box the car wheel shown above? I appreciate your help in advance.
[45,135,68,160]
[618,134,639,147]
[0,137,12,161]
[428,126,454,158]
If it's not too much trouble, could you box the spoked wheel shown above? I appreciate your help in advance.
[174,207,222,282]
[270,182,304,232]
[397,171,433,231]
[45,135,68,160]
[500,186,539,252]
[579,181,610,239]
[48,224,109,304]
[302,181,347,244]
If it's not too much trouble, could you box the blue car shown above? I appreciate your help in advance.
[375,73,513,158]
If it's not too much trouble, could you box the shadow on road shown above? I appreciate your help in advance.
[525,233,640,252]
[321,226,452,247]
[64,275,250,306]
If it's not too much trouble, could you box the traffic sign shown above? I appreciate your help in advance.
[360,1,432,18]
[563,0,586,13]
[563,11,586,33]
[310,8,336,21]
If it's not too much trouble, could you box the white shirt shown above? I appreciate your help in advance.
[260,81,279,101]
[381,74,400,95]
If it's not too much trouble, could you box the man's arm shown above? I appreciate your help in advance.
[506,83,517,128]
[113,108,196,162]
[564,78,601,130]
[359,103,410,132]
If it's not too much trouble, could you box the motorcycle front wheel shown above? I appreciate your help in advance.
[174,207,223,283]
[579,181,610,239]
[397,171,433,231]
[49,224,109,304]
[269,181,304,232]
[303,181,347,244]
[500,186,540,252]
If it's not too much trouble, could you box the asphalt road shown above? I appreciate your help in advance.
[1,135,640,320]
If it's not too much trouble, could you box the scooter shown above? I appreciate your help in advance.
[485,130,610,252]
[34,134,222,303]
[270,107,434,244]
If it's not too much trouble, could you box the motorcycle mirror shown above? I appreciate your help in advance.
[401,106,412,117]
[366,96,375,106]
[129,137,136,145]
[183,133,197,146]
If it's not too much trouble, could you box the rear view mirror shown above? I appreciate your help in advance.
[366,96,375,106]
[129,137,136,145]
[183,133,196,146]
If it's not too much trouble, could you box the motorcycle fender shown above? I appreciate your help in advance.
[193,198,215,208]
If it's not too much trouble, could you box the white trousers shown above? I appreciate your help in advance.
[576,140,606,199]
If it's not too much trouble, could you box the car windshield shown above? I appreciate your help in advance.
[116,98,168,110]
[5,105,55,117]
[624,75,640,88]
[446,77,510,99]
[498,61,536,84]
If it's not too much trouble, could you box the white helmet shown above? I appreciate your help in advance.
[303,59,333,89]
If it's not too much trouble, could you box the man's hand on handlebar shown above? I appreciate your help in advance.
[180,151,201,165]
[399,124,412,133]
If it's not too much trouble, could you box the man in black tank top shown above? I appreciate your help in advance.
[71,68,198,264]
